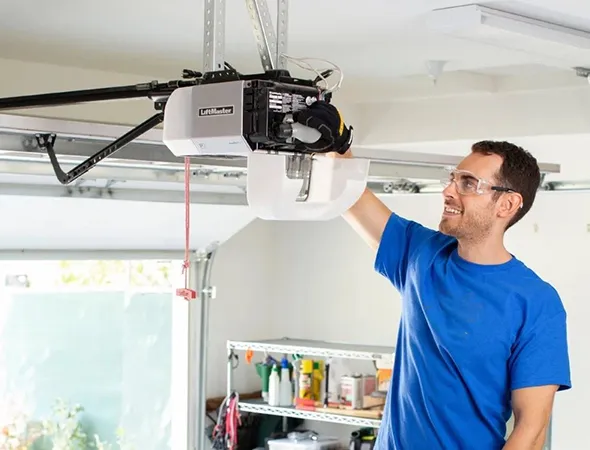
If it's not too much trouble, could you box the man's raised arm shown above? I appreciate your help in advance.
[292,101,392,251]
[343,185,392,251]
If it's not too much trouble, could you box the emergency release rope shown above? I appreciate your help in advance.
[176,156,197,300]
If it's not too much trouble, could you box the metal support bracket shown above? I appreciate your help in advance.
[203,0,227,72]
[574,66,590,79]
[35,112,165,184]
[276,0,289,70]
[245,0,289,71]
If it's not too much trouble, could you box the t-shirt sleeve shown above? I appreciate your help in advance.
[508,287,572,392]
[374,212,437,291]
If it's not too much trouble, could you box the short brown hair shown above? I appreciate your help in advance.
[471,140,541,229]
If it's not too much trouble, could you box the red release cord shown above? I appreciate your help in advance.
[176,157,197,300]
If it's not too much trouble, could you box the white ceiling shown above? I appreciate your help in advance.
[1,0,590,85]
[1,0,589,251]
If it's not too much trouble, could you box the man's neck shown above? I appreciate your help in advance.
[457,237,512,265]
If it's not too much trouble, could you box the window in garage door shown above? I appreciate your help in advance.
[0,258,186,450]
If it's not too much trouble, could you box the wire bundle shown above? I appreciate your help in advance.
[211,392,241,450]
[280,54,344,93]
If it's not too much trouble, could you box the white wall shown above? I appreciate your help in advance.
[268,191,590,449]
[205,218,282,398]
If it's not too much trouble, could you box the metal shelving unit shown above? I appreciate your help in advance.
[228,338,395,361]
[226,337,395,428]
[238,399,382,428]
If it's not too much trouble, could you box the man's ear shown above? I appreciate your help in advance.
[496,192,522,220]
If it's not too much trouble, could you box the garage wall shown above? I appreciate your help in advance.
[205,218,283,398]
[271,191,590,450]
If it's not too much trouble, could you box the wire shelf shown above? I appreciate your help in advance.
[238,399,382,428]
[227,337,395,361]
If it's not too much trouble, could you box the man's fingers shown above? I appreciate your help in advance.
[324,149,353,159]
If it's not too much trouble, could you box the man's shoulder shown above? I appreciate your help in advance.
[512,259,560,298]
[422,226,458,251]
[509,260,565,321]
[380,213,455,254]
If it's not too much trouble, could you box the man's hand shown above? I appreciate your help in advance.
[293,100,353,154]
[503,385,557,450]
[326,148,353,159]
[294,100,390,249]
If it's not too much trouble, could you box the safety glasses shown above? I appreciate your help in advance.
[441,167,519,198]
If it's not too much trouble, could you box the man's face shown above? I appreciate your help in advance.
[438,152,504,241]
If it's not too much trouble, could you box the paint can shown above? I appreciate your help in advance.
[340,374,362,409]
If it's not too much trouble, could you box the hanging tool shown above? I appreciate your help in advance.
[212,391,241,450]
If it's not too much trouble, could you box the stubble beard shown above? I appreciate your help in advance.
[439,213,493,243]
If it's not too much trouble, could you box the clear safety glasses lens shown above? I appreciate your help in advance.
[441,170,483,195]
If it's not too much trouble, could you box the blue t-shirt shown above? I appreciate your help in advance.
[374,212,571,450]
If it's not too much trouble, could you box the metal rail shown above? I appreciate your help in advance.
[0,112,565,193]
[0,112,562,179]
[187,247,218,450]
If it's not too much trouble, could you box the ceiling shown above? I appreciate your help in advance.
[2,0,590,86]
[1,0,589,250]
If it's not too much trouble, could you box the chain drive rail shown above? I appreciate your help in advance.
[0,66,323,185]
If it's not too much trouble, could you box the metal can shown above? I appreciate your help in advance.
[340,374,362,409]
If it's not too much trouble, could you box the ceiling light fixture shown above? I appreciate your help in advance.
[426,4,590,52]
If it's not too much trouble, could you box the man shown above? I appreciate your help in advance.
[294,102,572,450]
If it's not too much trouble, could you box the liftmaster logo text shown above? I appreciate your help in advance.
[198,105,234,117]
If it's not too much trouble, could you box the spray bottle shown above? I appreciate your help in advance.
[268,363,281,406]
[279,356,292,406]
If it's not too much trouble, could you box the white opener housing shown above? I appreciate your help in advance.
[246,152,369,221]
[162,83,370,221]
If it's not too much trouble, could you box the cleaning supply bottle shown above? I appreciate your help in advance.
[279,356,292,406]
[255,362,272,402]
[312,360,324,402]
[298,359,314,400]
[291,354,302,406]
[268,363,281,406]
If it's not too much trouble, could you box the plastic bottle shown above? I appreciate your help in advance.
[279,357,292,406]
[312,360,324,402]
[268,364,281,406]
[298,359,314,400]
[291,357,300,406]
